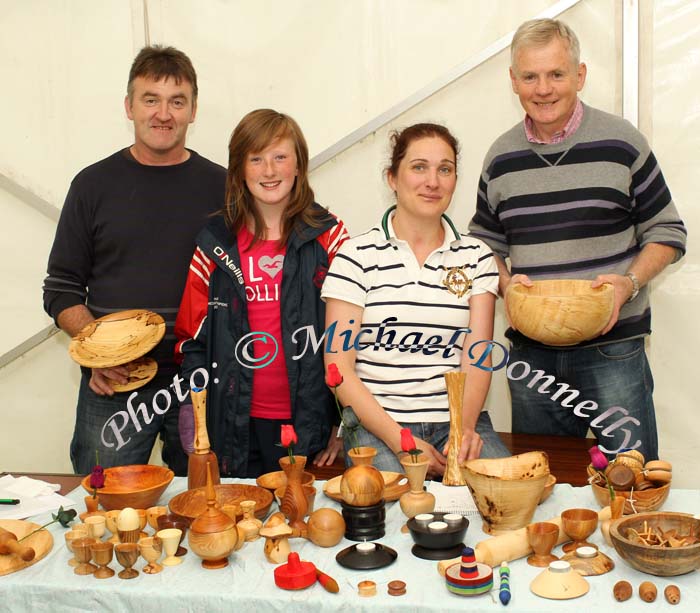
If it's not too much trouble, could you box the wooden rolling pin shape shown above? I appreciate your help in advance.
[0,527,36,561]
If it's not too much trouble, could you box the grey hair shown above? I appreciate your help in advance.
[511,18,581,69]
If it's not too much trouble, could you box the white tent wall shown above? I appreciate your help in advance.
[0,0,696,487]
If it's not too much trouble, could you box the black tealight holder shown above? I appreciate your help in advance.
[340,499,386,542]
[407,512,469,560]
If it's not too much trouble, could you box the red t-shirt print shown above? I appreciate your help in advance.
[239,227,291,420]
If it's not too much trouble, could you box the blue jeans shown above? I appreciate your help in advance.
[341,407,510,472]
[71,374,188,475]
[508,338,658,460]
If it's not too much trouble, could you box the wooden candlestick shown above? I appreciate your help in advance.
[188,387,220,490]
[443,372,467,486]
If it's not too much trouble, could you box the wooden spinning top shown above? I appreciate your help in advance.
[273,552,316,590]
[445,547,494,596]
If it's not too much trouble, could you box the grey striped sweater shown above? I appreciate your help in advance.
[468,103,687,346]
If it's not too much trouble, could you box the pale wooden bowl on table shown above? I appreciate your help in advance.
[460,451,550,534]
[80,464,174,511]
[505,279,614,346]
[609,512,700,576]
[590,480,670,514]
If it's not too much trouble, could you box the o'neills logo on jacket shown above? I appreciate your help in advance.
[213,245,244,285]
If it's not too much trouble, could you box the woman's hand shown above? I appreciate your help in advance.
[313,426,344,466]
[457,428,483,463]
[413,437,447,479]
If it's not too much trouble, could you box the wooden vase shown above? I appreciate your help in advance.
[84,495,100,513]
[443,371,467,486]
[347,446,377,466]
[278,455,308,532]
[188,388,220,490]
[188,463,238,569]
[601,497,626,546]
[237,500,263,541]
[399,456,435,519]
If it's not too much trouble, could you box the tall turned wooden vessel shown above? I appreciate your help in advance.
[188,387,220,490]
[443,371,467,486]
[340,447,386,541]
[278,455,309,533]
[399,456,435,519]
[188,463,238,569]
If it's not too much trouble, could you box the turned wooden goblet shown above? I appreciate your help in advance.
[156,528,183,566]
[156,514,188,556]
[526,521,560,567]
[146,506,168,532]
[561,508,599,553]
[104,510,120,544]
[90,541,115,579]
[138,536,163,574]
[115,542,140,579]
[73,537,98,575]
[85,515,106,540]
[64,530,85,567]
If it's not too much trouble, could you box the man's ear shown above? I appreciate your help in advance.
[577,62,587,91]
[124,95,133,120]
[190,98,197,124]
[509,67,519,94]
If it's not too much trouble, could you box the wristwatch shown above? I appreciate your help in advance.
[625,272,639,302]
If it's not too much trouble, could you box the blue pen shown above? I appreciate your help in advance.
[0,498,20,505]
[499,561,511,605]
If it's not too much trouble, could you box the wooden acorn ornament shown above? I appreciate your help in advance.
[639,581,657,603]
[665,584,681,605]
[613,580,632,602]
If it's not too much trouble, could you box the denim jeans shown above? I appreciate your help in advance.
[70,374,188,475]
[341,407,510,472]
[508,338,658,460]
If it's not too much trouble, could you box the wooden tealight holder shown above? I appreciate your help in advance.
[443,372,467,486]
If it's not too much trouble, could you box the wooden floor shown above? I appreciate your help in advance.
[4,433,595,495]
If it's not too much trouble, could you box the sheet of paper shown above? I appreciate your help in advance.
[426,481,480,517]
[0,475,77,521]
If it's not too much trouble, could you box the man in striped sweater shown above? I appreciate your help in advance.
[468,19,687,460]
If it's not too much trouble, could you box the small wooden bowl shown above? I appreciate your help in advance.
[80,465,174,511]
[610,512,700,576]
[590,481,670,514]
[506,279,614,346]
[256,470,315,491]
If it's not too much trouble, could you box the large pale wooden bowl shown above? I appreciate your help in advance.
[80,464,174,511]
[461,451,550,534]
[610,512,700,576]
[590,480,670,514]
[505,280,614,346]
[169,484,273,526]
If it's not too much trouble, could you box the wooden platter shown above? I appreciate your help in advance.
[169,484,273,525]
[110,357,158,392]
[0,519,53,577]
[68,309,165,368]
[323,471,409,503]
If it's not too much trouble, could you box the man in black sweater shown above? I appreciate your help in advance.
[43,46,226,474]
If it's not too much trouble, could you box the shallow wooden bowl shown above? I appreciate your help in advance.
[69,309,165,368]
[461,451,550,534]
[590,481,670,514]
[256,470,315,491]
[505,280,614,346]
[80,464,174,511]
[168,484,273,526]
[610,512,700,576]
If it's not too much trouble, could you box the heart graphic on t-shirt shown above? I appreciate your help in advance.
[258,255,284,278]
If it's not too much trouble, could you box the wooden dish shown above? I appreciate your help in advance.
[69,309,165,368]
[323,471,409,503]
[256,470,314,491]
[590,481,670,514]
[110,357,158,392]
[505,280,614,346]
[539,474,557,504]
[169,484,273,526]
[461,451,550,534]
[610,512,700,576]
[80,464,174,511]
[0,519,53,577]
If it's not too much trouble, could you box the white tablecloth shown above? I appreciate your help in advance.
[1,479,699,612]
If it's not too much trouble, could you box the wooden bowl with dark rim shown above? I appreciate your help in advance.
[80,464,174,511]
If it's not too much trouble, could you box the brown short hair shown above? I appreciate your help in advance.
[511,18,581,69]
[224,109,325,246]
[386,123,460,179]
[127,45,197,101]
